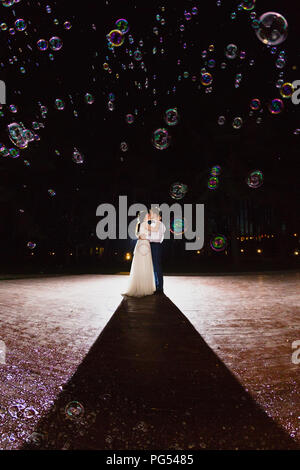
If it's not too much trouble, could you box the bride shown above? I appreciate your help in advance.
[122,210,156,297]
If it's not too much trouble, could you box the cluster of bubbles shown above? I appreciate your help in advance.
[210,235,227,252]
[247,170,264,188]
[37,36,63,52]
[107,18,129,48]
[169,182,188,200]
[208,165,221,190]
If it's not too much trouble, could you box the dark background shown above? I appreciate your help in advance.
[0,0,299,274]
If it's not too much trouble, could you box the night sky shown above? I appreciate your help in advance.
[0,0,299,270]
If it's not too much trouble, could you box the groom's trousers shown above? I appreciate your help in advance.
[150,242,163,291]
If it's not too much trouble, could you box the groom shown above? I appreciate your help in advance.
[147,208,166,294]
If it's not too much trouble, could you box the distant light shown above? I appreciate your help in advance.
[125,252,132,261]
[240,249,244,253]
[257,248,262,254]
[70,253,73,256]
[294,250,299,256]
[196,250,201,254]
[294,233,298,237]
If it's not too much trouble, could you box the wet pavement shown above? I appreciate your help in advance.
[0,272,299,450]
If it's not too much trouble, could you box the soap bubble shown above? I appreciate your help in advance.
[115,19,129,34]
[126,114,134,124]
[107,29,124,47]
[225,44,238,59]
[27,241,36,250]
[210,235,227,252]
[65,401,85,420]
[201,72,213,86]
[8,122,28,149]
[49,36,63,51]
[255,12,288,46]
[268,98,284,114]
[170,218,187,235]
[54,99,65,110]
[72,147,84,164]
[37,39,48,51]
[247,170,263,188]
[164,108,179,126]
[152,128,170,150]
[84,93,94,104]
[217,115,226,125]
[280,82,294,98]
[170,182,188,200]
[250,98,261,110]
[208,176,219,190]
[210,165,221,176]
[14,19,26,31]
[232,117,243,129]
[241,0,256,10]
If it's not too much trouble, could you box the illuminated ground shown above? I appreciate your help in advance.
[0,272,299,449]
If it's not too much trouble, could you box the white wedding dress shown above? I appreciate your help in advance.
[123,222,156,297]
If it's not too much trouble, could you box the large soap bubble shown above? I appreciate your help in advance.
[255,12,288,46]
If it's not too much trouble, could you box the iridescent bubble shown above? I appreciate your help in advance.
[126,114,134,124]
[49,36,63,51]
[201,72,213,86]
[241,0,256,10]
[170,182,188,200]
[280,82,294,98]
[208,176,219,190]
[170,218,187,235]
[9,148,19,158]
[8,122,28,148]
[54,99,65,110]
[9,104,18,113]
[65,401,85,420]
[217,115,226,125]
[247,170,263,188]
[232,117,243,129]
[27,241,36,250]
[0,23,8,31]
[115,18,129,34]
[108,100,114,111]
[48,189,56,197]
[225,44,238,59]
[210,165,221,176]
[72,147,84,164]
[108,92,115,101]
[210,235,227,252]
[152,128,170,150]
[133,49,142,61]
[164,108,179,126]
[37,39,48,51]
[268,98,284,114]
[255,12,288,46]
[14,18,26,31]
[64,21,72,30]
[275,57,286,69]
[250,98,261,110]
[108,29,124,47]
[84,93,94,104]
[26,432,46,447]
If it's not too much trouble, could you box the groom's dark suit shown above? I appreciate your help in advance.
[148,219,166,292]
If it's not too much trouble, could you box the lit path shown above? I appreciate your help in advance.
[0,273,299,449]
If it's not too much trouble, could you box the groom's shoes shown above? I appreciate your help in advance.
[154,289,164,295]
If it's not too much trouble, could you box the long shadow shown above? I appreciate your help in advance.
[22,294,299,450]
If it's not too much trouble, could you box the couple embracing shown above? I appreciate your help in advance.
[123,208,166,298]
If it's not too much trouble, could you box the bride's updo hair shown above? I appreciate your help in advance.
[136,208,149,236]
